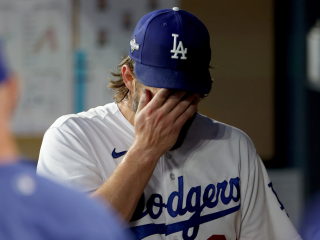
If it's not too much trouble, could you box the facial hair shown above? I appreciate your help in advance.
[132,90,196,151]
[132,82,141,114]
[132,91,140,114]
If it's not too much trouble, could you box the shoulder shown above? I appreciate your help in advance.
[1,161,97,209]
[50,102,119,130]
[43,103,121,141]
[194,113,255,147]
[190,113,257,163]
[0,161,129,239]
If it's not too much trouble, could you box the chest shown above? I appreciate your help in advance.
[130,152,241,240]
[89,128,243,240]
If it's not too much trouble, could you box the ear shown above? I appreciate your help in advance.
[122,64,135,93]
[3,74,20,118]
[0,76,18,121]
[8,75,20,113]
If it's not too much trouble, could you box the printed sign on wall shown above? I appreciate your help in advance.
[0,0,73,135]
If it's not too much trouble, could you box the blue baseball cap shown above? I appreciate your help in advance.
[0,39,8,84]
[129,7,212,94]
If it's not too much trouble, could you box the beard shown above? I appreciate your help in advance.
[132,90,196,151]
[132,89,140,114]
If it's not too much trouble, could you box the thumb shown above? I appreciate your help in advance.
[136,89,150,114]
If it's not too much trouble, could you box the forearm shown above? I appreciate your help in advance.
[91,144,159,222]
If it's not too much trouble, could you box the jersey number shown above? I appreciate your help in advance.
[268,182,288,217]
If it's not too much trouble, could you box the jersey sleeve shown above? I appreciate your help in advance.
[37,127,104,193]
[240,154,302,240]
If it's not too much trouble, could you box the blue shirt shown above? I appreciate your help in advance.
[300,192,320,240]
[0,160,133,240]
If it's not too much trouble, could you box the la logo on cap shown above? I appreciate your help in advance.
[130,36,140,53]
[170,34,187,60]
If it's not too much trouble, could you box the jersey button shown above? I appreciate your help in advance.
[166,152,172,159]
[170,173,175,180]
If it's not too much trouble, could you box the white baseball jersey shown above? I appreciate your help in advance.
[37,102,302,240]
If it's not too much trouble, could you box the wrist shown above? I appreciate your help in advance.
[126,142,162,167]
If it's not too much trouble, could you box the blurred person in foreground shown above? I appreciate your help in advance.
[300,193,320,239]
[38,8,302,240]
[0,41,132,239]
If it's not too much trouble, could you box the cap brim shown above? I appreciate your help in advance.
[135,62,212,94]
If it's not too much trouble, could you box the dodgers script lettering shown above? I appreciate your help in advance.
[131,176,241,240]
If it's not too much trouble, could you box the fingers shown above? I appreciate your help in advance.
[174,96,198,127]
[169,93,198,120]
[160,90,187,114]
[136,89,151,114]
[147,89,172,109]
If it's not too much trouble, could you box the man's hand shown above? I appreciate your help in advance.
[132,89,198,161]
[92,88,198,222]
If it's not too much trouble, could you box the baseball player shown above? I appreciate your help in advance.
[0,38,133,239]
[38,8,302,240]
